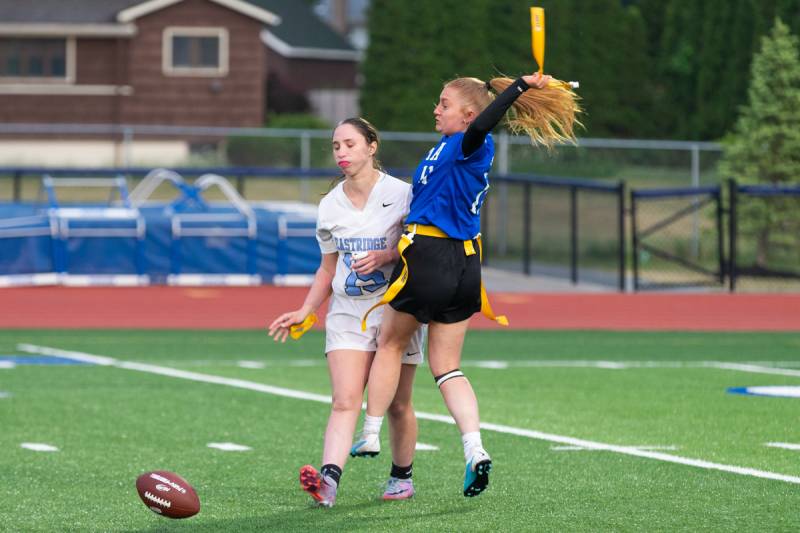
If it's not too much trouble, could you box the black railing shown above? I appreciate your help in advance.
[3,166,799,292]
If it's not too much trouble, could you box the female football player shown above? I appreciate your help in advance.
[268,117,424,507]
[353,71,578,497]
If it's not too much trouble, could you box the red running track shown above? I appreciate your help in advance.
[0,287,798,331]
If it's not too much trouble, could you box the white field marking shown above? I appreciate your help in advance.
[17,343,800,486]
[471,360,509,369]
[552,445,679,452]
[0,391,10,398]
[289,360,319,367]
[21,443,59,452]
[207,442,253,452]
[237,361,266,369]
[737,386,800,398]
[18,344,330,403]
[415,442,440,451]
[89,359,800,371]
[766,442,800,451]
[707,362,800,378]
[0,361,15,369]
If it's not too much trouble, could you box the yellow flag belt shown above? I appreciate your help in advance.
[361,224,508,331]
[289,313,317,340]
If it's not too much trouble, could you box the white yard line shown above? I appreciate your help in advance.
[91,358,800,372]
[207,442,252,452]
[21,443,59,452]
[17,343,800,486]
[552,445,679,452]
[766,442,800,451]
[707,362,800,378]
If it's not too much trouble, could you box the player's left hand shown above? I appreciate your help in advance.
[523,72,552,89]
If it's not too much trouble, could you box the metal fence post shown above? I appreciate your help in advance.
[570,186,578,284]
[122,126,133,168]
[728,179,738,292]
[691,144,700,259]
[617,181,626,292]
[496,132,509,255]
[630,189,639,292]
[523,181,531,275]
[300,132,311,203]
[715,187,724,285]
[236,173,245,196]
[13,170,22,202]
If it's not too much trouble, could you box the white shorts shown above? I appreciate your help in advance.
[325,294,425,365]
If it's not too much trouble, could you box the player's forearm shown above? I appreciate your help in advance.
[301,261,335,313]
[463,78,530,156]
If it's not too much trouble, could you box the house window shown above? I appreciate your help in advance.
[0,38,74,81]
[163,27,228,77]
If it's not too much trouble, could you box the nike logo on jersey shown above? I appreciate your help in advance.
[382,202,393,207]
[405,351,419,357]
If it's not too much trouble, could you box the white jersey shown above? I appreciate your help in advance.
[316,172,412,299]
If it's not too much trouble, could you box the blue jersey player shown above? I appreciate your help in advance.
[352,71,557,498]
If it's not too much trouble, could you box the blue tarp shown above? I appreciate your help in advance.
[0,201,320,283]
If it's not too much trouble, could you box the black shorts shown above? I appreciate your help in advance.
[388,234,481,324]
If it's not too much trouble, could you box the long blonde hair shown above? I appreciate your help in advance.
[446,76,582,148]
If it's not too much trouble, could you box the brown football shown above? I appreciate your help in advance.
[135,471,200,519]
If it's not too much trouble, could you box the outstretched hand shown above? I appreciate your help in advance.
[522,72,552,89]
[268,307,310,343]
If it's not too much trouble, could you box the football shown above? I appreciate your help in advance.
[135,470,200,519]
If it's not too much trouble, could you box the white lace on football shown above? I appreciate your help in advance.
[144,491,171,508]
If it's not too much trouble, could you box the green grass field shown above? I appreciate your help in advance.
[1,330,799,532]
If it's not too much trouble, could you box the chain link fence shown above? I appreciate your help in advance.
[729,183,800,292]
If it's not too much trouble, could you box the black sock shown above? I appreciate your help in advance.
[390,462,412,480]
[320,464,342,486]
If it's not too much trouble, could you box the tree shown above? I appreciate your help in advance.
[360,0,491,131]
[719,19,800,267]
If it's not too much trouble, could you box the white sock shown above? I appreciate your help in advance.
[363,414,384,435]
[462,431,483,461]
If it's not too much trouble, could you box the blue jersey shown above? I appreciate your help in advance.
[406,132,494,240]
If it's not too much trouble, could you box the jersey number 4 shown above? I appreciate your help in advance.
[343,253,387,296]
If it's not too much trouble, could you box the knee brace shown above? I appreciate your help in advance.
[434,368,465,388]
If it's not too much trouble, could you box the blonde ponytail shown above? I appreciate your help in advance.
[486,77,582,148]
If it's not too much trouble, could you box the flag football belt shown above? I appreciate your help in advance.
[361,223,508,331]
[289,313,317,340]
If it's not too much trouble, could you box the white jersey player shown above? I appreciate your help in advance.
[268,118,422,508]
[317,172,425,359]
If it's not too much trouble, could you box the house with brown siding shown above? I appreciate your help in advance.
[0,0,358,165]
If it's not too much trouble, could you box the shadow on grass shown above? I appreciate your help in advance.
[125,497,481,532]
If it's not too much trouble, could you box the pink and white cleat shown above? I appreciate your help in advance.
[382,477,415,500]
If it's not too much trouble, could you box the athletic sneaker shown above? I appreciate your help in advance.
[299,465,337,507]
[463,447,492,497]
[382,477,415,500]
[350,432,380,457]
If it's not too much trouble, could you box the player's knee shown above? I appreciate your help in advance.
[377,330,411,355]
[330,392,362,414]
[433,368,466,389]
[388,397,413,418]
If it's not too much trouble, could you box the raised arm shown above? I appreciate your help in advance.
[462,72,551,157]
